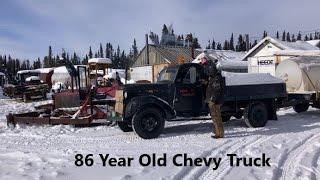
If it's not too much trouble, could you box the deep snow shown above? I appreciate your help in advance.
[0,88,319,180]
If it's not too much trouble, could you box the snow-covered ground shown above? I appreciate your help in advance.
[0,88,319,180]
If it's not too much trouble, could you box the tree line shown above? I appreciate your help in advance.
[1,28,320,80]
[206,30,320,51]
[0,40,139,80]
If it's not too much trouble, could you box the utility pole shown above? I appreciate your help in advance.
[145,34,149,65]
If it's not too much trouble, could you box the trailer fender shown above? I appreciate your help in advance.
[124,96,175,121]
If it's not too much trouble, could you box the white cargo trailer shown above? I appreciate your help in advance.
[130,66,153,83]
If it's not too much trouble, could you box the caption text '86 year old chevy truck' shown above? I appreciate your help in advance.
[114,63,287,139]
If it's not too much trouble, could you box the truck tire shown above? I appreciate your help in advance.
[132,107,165,139]
[293,103,309,113]
[117,121,133,132]
[244,102,268,128]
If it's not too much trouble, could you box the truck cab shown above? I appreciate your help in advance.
[115,63,286,139]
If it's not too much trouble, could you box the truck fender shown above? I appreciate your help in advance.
[124,95,175,120]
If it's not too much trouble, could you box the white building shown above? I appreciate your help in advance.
[244,36,320,75]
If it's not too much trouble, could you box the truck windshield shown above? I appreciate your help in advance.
[157,68,178,82]
[19,73,40,82]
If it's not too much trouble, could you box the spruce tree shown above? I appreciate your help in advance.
[89,46,93,59]
[230,33,235,51]
[291,34,296,42]
[304,35,309,41]
[132,39,139,60]
[206,40,211,49]
[314,32,319,39]
[282,31,286,41]
[212,38,216,50]
[237,34,245,51]
[286,32,291,42]
[192,38,201,49]
[252,40,258,48]
[297,32,302,40]
[223,40,229,50]
[309,33,313,40]
[216,43,222,50]
[48,46,54,67]
[162,24,169,35]
[263,31,268,38]
[99,43,104,58]
[276,31,280,39]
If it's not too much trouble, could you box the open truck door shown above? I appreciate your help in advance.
[77,66,89,100]
[173,64,205,116]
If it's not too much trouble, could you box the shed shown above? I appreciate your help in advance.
[245,36,320,76]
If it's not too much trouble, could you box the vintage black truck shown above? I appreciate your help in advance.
[115,63,287,139]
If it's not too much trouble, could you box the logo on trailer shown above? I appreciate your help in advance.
[258,60,273,65]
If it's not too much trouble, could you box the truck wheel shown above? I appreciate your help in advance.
[293,103,309,113]
[234,112,243,119]
[244,102,268,128]
[132,107,165,139]
[117,121,133,132]
[222,114,231,122]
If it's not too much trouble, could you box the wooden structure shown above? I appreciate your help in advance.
[131,45,200,82]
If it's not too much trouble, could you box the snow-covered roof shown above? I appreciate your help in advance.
[0,72,5,76]
[306,40,320,47]
[193,50,246,63]
[243,36,320,60]
[88,58,112,64]
[223,72,284,86]
[272,50,320,56]
[192,51,248,71]
[17,70,41,74]
[36,68,54,74]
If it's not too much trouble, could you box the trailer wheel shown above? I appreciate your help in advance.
[244,102,268,128]
[117,121,133,132]
[293,103,309,113]
[132,107,165,139]
[222,114,231,122]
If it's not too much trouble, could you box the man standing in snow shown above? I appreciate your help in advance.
[200,57,225,139]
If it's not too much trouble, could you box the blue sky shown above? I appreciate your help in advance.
[0,0,319,60]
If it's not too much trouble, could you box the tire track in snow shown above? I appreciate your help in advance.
[278,133,320,180]
[171,139,233,180]
[201,134,275,180]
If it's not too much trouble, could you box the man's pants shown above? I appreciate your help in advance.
[208,101,224,138]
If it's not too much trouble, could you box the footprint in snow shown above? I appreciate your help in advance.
[273,143,282,149]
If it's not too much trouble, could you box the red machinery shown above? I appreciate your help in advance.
[6,58,120,127]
